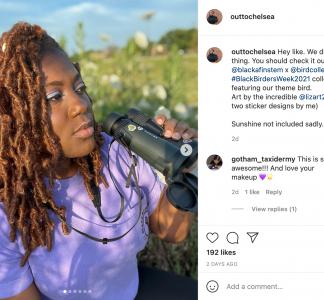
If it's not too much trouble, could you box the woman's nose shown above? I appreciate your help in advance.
[68,92,90,118]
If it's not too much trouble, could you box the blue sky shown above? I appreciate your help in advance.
[0,0,197,54]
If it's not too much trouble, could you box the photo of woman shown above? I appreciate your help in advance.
[0,18,197,300]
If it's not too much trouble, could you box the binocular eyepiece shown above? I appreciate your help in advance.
[103,108,198,213]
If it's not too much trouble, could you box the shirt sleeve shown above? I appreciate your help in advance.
[0,205,34,298]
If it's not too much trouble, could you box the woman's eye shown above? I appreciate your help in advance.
[76,84,87,94]
[46,91,62,102]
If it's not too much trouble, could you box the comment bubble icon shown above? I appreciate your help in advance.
[226,232,239,244]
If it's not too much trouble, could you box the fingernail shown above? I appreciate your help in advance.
[173,133,181,140]
[165,130,171,137]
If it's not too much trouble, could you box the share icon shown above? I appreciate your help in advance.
[246,232,259,243]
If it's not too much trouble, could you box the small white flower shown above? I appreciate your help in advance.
[178,49,185,56]
[142,85,150,97]
[153,85,167,101]
[83,61,98,72]
[155,44,164,54]
[134,31,148,49]
[174,103,190,119]
[109,74,122,90]
[137,98,151,110]
[100,74,110,85]
[155,106,171,119]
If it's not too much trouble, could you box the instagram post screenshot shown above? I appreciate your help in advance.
[200,0,324,299]
[0,1,198,300]
[2,0,323,299]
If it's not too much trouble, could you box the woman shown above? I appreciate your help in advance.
[0,23,197,300]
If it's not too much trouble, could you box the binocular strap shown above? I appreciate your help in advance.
[46,142,144,245]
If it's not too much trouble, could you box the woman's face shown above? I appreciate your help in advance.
[41,50,96,158]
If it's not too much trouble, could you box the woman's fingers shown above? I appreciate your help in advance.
[163,118,178,138]
[155,114,167,126]
[154,114,197,140]
[182,128,198,139]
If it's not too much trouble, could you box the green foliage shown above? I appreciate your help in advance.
[163,45,183,108]
[159,28,198,51]
[77,50,197,127]
[124,38,143,57]
[58,35,67,52]
[75,22,85,55]
[138,219,198,279]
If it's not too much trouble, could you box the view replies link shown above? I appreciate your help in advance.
[231,155,323,181]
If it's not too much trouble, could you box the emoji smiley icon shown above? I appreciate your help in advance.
[206,280,219,293]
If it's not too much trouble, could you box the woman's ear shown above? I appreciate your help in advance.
[73,62,81,73]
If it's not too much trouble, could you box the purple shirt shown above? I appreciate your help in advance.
[0,132,164,299]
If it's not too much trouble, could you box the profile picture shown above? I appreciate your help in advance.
[206,47,222,63]
[207,154,223,170]
[206,9,223,25]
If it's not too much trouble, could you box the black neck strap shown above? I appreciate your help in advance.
[48,141,144,244]
[89,139,125,223]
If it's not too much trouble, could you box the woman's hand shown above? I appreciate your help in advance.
[155,115,198,141]
[155,114,197,174]
[149,114,197,243]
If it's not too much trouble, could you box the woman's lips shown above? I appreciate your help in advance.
[73,126,94,138]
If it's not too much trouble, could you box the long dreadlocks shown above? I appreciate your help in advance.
[0,22,107,266]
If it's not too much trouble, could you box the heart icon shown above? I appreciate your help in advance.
[259,173,266,180]
[206,232,219,243]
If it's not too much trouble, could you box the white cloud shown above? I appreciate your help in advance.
[37,2,112,29]
[55,2,111,17]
